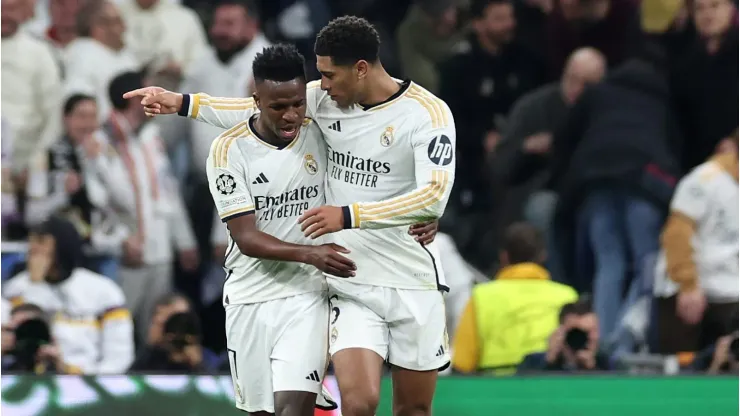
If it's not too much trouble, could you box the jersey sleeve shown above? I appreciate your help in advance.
[178,84,321,130]
[343,105,456,229]
[206,133,255,222]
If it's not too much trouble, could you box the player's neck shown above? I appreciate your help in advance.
[252,114,291,148]
[358,67,401,108]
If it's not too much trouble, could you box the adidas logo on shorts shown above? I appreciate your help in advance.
[435,345,445,357]
[305,370,320,382]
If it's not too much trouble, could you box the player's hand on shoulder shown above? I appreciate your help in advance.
[122,86,183,117]
[303,243,356,278]
[408,220,438,245]
[298,206,344,239]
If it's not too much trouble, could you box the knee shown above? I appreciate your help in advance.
[393,402,432,416]
[341,388,380,416]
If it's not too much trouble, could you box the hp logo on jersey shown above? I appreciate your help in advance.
[427,135,453,166]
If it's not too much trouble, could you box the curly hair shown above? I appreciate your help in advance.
[314,16,380,66]
[252,44,306,83]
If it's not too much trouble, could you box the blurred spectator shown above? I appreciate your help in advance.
[43,0,85,66]
[497,47,605,281]
[24,94,127,279]
[146,292,191,345]
[1,303,79,374]
[548,46,681,343]
[129,311,207,373]
[1,119,21,229]
[514,0,552,56]
[95,72,198,344]
[118,0,208,80]
[547,0,642,78]
[451,223,577,374]
[654,131,738,354]
[271,0,331,79]
[1,0,63,173]
[437,232,486,337]
[2,217,135,374]
[64,0,140,122]
[518,298,613,372]
[672,0,738,172]
[396,0,468,94]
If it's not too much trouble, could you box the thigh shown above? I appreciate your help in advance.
[581,192,626,258]
[271,292,329,396]
[624,197,663,262]
[225,303,274,413]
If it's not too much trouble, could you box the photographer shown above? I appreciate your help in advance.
[129,311,205,373]
[3,216,135,374]
[690,315,739,375]
[2,303,78,374]
[518,298,613,373]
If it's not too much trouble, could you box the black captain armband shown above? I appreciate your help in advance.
[177,94,191,117]
[341,206,352,229]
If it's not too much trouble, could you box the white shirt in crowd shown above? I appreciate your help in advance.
[118,0,207,73]
[206,116,328,305]
[1,30,62,171]
[654,159,739,301]
[93,114,196,265]
[63,38,140,123]
[3,268,135,374]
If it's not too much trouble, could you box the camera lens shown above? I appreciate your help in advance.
[565,328,589,351]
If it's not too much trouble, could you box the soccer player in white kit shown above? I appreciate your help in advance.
[205,44,353,416]
[124,17,454,416]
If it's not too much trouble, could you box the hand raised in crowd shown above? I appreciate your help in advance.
[708,334,735,374]
[677,288,707,325]
[64,171,82,195]
[178,248,200,273]
[122,87,183,117]
[545,326,566,364]
[523,132,553,155]
[36,343,64,372]
[122,235,144,267]
[408,220,439,245]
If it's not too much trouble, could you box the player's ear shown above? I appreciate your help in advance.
[355,60,369,80]
[252,92,260,108]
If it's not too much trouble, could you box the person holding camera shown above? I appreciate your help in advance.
[2,216,135,374]
[1,303,79,374]
[518,298,613,372]
[129,311,205,373]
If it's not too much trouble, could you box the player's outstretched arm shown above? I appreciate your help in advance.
[298,118,456,237]
[207,142,356,277]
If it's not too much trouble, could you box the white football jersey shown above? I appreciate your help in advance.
[206,115,329,305]
[187,80,456,292]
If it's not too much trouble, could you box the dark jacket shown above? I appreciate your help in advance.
[549,59,681,214]
[439,35,545,211]
[517,350,614,373]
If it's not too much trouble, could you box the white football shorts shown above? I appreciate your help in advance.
[328,279,450,371]
[225,291,329,413]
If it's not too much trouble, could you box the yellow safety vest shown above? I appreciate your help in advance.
[472,278,577,373]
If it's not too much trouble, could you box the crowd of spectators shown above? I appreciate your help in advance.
[0,0,737,376]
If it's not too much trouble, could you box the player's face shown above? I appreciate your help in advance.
[316,55,362,108]
[253,78,307,142]
[65,99,99,143]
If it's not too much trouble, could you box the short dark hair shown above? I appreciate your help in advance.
[63,94,96,116]
[11,303,44,318]
[252,44,306,84]
[471,0,511,18]
[214,0,259,20]
[559,296,593,323]
[76,0,106,37]
[163,311,202,339]
[314,16,380,66]
[502,222,544,264]
[109,71,144,110]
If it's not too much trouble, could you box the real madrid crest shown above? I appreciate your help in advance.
[380,127,394,147]
[330,327,338,345]
[304,154,318,175]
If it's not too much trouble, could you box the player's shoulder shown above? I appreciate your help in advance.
[3,272,31,297]
[682,160,725,189]
[307,80,330,107]
[398,81,453,130]
[72,268,127,306]
[208,120,252,168]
